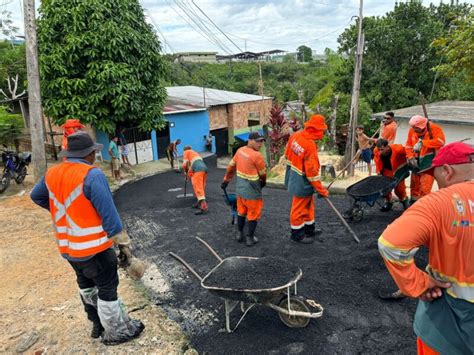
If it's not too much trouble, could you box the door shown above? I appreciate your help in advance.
[156,123,170,159]
[212,128,229,157]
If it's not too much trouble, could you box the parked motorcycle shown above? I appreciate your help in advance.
[0,146,32,193]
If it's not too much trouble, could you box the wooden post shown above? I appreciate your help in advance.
[345,0,364,176]
[23,0,47,181]
[330,95,339,147]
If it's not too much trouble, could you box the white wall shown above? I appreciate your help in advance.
[394,120,474,145]
[127,140,154,165]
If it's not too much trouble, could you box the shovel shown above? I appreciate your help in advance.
[323,197,360,243]
[176,171,193,198]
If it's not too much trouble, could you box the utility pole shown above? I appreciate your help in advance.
[345,0,364,176]
[23,0,47,181]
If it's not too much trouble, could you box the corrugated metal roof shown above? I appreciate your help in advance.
[166,86,272,107]
[163,98,206,115]
[373,101,474,126]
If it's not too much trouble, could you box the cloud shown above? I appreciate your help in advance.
[4,0,474,55]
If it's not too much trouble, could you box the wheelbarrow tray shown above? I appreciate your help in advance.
[201,256,302,304]
[347,175,397,203]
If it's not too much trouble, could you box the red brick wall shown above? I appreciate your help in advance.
[228,99,272,130]
[209,105,229,130]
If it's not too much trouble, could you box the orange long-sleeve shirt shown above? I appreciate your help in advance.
[405,122,445,160]
[378,181,474,300]
[380,121,397,144]
[373,144,409,180]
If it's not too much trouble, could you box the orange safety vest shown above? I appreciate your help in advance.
[45,162,113,259]
[405,122,445,170]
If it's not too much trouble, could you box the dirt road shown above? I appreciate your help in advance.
[115,163,427,354]
[0,194,190,354]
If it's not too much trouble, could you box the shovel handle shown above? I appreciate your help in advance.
[169,252,203,281]
[323,197,360,243]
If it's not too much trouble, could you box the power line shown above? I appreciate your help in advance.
[189,0,243,52]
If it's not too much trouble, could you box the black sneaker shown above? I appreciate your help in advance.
[305,228,322,237]
[291,236,315,244]
[91,322,104,339]
[236,231,244,242]
[246,236,259,247]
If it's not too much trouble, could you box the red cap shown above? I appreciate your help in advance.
[421,142,474,174]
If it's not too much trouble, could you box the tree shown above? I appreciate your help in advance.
[432,12,474,82]
[297,45,312,62]
[267,104,290,167]
[0,106,24,146]
[0,41,27,98]
[37,0,168,132]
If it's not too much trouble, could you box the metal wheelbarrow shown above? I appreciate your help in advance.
[169,237,324,333]
[222,187,237,224]
[345,175,398,222]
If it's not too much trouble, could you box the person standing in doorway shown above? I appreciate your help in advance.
[221,131,267,247]
[108,136,122,181]
[117,127,131,166]
[30,132,145,345]
[166,139,181,170]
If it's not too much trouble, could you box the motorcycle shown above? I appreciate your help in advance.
[0,146,32,193]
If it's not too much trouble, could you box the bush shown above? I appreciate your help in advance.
[0,106,24,145]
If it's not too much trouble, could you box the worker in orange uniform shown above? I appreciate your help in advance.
[373,138,410,211]
[380,111,397,144]
[182,145,208,215]
[221,131,266,247]
[378,142,474,354]
[284,114,329,244]
[405,115,445,204]
[61,119,85,151]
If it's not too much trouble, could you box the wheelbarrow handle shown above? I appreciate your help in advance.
[323,197,360,244]
[195,237,223,262]
[169,252,203,281]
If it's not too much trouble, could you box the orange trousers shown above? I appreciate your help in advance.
[411,172,435,200]
[290,196,315,230]
[417,337,439,355]
[191,171,207,201]
[386,180,407,201]
[237,197,263,221]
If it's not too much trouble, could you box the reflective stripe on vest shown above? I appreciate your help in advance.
[45,163,112,258]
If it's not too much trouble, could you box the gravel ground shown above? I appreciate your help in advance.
[115,159,426,354]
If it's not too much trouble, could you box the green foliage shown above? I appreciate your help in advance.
[37,0,168,133]
[297,45,312,62]
[0,40,26,96]
[336,2,474,113]
[0,106,24,144]
[432,12,474,82]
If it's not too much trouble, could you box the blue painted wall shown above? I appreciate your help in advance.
[167,110,210,157]
[96,130,111,160]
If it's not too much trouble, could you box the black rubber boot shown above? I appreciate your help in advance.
[246,221,259,247]
[380,201,393,212]
[401,199,410,210]
[291,228,314,244]
[304,223,322,237]
[236,216,245,242]
[91,322,104,339]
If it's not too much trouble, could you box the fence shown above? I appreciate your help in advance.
[119,127,153,165]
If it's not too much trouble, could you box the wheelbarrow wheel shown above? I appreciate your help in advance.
[351,207,363,222]
[277,295,310,328]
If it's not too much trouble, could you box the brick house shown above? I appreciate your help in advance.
[166,86,272,156]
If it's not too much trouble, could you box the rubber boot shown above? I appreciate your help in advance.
[380,200,393,212]
[304,223,321,237]
[236,216,245,242]
[195,200,208,215]
[191,200,199,209]
[291,228,314,244]
[91,321,104,339]
[246,220,259,247]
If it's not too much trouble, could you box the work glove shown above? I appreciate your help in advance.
[260,179,266,189]
[413,139,423,153]
[408,158,418,169]
[111,230,132,268]
[317,189,330,198]
[221,180,229,190]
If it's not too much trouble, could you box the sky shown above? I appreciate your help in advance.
[3,0,474,55]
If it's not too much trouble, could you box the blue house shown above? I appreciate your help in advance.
[96,98,213,164]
